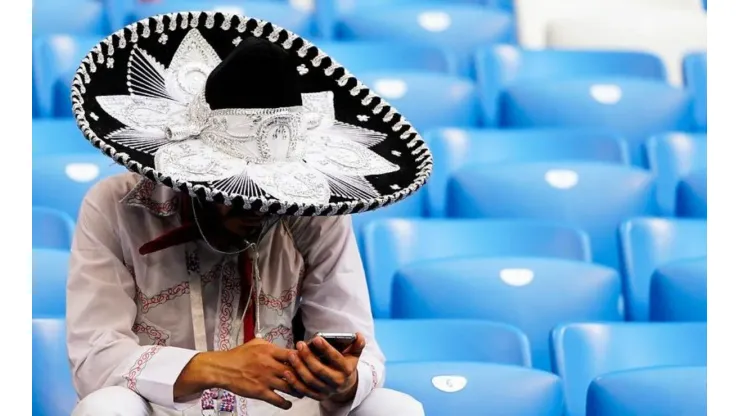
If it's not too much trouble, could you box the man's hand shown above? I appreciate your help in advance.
[174,338,299,410]
[284,332,366,404]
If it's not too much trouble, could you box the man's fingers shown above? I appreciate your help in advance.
[289,348,332,392]
[269,346,294,363]
[256,389,292,410]
[310,337,349,373]
[283,370,326,401]
[298,342,344,387]
[348,333,366,356]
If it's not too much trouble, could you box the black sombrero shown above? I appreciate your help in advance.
[71,11,432,216]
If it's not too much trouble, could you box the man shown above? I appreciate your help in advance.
[65,10,432,416]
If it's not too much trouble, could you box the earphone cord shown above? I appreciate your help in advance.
[192,200,253,256]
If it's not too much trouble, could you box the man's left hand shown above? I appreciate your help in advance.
[284,332,366,404]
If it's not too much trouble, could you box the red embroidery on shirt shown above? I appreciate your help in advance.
[140,281,190,313]
[361,360,378,389]
[216,265,239,351]
[125,345,162,393]
[259,284,298,315]
[238,396,248,416]
[132,321,170,346]
[122,179,179,217]
[263,325,294,348]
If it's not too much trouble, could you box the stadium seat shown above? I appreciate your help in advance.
[551,322,707,416]
[587,366,707,416]
[356,72,479,131]
[425,128,630,216]
[392,258,622,370]
[32,0,109,36]
[362,219,591,318]
[33,207,76,251]
[676,170,707,218]
[645,133,707,215]
[32,35,101,118]
[351,191,426,253]
[33,119,97,156]
[32,154,127,219]
[316,41,456,74]
[650,257,707,322]
[338,4,514,76]
[475,46,666,124]
[619,217,707,321]
[500,78,695,166]
[447,162,661,269]
[385,362,564,416]
[545,9,707,86]
[33,249,70,318]
[374,319,531,366]
[33,319,78,416]
[683,52,707,131]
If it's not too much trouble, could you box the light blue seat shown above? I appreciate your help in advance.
[32,0,108,36]
[338,4,514,76]
[33,207,76,250]
[33,319,78,416]
[351,191,426,253]
[362,219,591,318]
[32,154,127,219]
[476,46,666,125]
[677,170,707,218]
[683,52,707,131]
[425,128,630,217]
[374,319,531,366]
[33,249,70,318]
[645,133,707,215]
[385,362,564,416]
[619,217,707,321]
[586,366,707,416]
[650,257,707,322]
[551,322,707,416]
[315,41,456,74]
[32,35,101,118]
[356,72,479,132]
[500,78,695,166]
[447,162,661,270]
[33,119,96,155]
[392,258,622,370]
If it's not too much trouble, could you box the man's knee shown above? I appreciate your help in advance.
[72,386,153,416]
[356,388,425,416]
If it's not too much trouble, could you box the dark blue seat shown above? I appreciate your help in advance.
[33,207,76,250]
[677,169,707,218]
[683,52,707,131]
[33,319,78,416]
[650,257,707,322]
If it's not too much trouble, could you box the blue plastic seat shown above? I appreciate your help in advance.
[587,366,707,416]
[650,257,707,322]
[33,319,78,416]
[500,78,695,166]
[447,162,661,270]
[33,207,76,251]
[33,119,97,155]
[645,133,707,214]
[374,319,531,366]
[351,191,426,253]
[475,46,666,125]
[425,128,630,217]
[32,154,127,219]
[385,362,564,416]
[32,0,108,36]
[362,219,591,318]
[315,41,456,74]
[33,249,70,318]
[338,4,514,76]
[356,72,479,131]
[683,52,707,131]
[551,323,707,416]
[677,170,707,218]
[619,217,707,321]
[392,258,622,370]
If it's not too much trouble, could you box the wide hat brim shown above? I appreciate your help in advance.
[71,11,432,216]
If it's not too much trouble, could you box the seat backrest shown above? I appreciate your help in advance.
[551,322,707,416]
[425,128,630,216]
[33,207,76,251]
[33,318,78,416]
[33,249,71,318]
[676,170,707,218]
[316,41,456,74]
[33,0,108,36]
[392,258,622,370]
[645,133,707,214]
[619,217,707,320]
[374,319,531,366]
[33,119,98,156]
[650,257,707,322]
[385,362,565,416]
[500,78,695,166]
[448,162,661,269]
[683,52,707,130]
[362,219,591,318]
[351,191,426,253]
[474,46,666,124]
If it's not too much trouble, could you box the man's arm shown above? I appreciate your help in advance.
[292,215,386,415]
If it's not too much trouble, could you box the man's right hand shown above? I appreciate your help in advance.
[174,338,298,410]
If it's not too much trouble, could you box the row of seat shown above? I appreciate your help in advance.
[32,318,707,416]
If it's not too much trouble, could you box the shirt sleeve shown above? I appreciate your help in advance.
[66,180,198,410]
[291,216,385,416]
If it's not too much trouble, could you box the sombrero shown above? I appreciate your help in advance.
[71,11,432,216]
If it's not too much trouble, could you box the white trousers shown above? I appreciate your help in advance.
[71,386,425,416]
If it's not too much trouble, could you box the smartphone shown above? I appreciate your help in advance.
[310,332,357,354]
